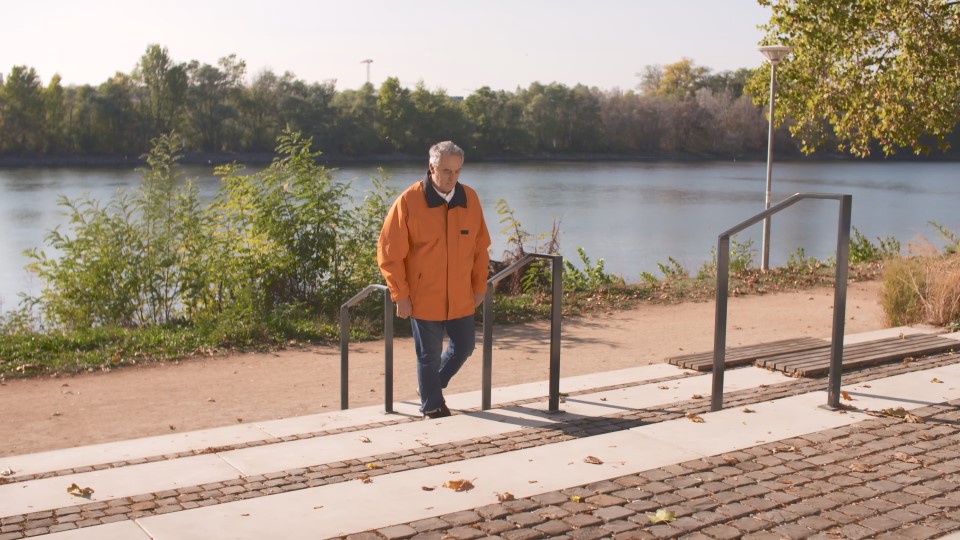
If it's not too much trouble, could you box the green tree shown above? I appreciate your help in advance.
[376,76,415,152]
[752,0,960,156]
[0,65,45,153]
[408,82,471,151]
[330,83,381,156]
[133,44,188,143]
[462,86,530,156]
[186,54,246,151]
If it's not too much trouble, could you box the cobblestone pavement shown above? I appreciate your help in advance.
[1,352,959,539]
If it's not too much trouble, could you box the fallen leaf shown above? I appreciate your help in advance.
[849,463,876,473]
[240,513,249,517]
[66,483,94,498]
[932,378,944,384]
[357,474,373,484]
[169,425,176,430]
[903,357,915,365]
[904,413,925,424]
[647,509,676,523]
[685,412,705,423]
[862,384,871,388]
[773,446,796,453]
[893,452,921,464]
[570,495,582,503]
[528,480,538,484]
[600,397,608,402]
[690,394,703,399]
[442,479,475,492]
[881,407,909,418]
[421,486,435,491]
[496,492,515,502]
[841,390,853,401]
[742,408,756,413]
[722,456,738,465]
[359,436,371,443]
[207,397,216,403]
[0,468,14,477]
[365,463,379,469]
[583,456,603,465]
[657,385,670,390]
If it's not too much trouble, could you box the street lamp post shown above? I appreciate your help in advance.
[360,59,373,85]
[758,45,793,271]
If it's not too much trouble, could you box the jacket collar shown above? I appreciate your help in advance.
[422,171,467,209]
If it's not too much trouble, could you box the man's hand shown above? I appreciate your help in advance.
[474,292,485,307]
[396,298,412,319]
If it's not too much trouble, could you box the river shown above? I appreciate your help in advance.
[1,160,958,312]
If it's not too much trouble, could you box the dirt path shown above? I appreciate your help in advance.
[0,281,887,457]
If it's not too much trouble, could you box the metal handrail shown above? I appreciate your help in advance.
[482,253,564,412]
[339,284,394,412]
[711,192,852,411]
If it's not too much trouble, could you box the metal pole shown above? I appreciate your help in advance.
[383,291,394,413]
[761,61,777,271]
[339,306,349,410]
[481,287,494,410]
[548,256,563,412]
[827,195,852,407]
[712,236,731,411]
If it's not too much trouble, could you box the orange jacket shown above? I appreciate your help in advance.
[377,175,491,321]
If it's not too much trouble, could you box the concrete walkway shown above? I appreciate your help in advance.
[1,327,959,539]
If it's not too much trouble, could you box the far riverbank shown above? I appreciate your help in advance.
[2,147,958,169]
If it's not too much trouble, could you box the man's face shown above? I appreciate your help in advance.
[429,154,463,195]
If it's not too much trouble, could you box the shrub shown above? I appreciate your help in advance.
[880,254,960,328]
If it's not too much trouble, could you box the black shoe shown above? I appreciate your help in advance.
[422,407,452,420]
[438,399,452,417]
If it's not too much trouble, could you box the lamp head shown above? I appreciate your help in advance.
[758,45,794,64]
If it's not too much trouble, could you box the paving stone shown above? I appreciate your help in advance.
[533,519,572,536]
[377,524,418,540]
[444,526,485,540]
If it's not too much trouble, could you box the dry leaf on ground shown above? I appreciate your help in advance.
[685,412,705,423]
[647,509,676,523]
[849,462,876,473]
[742,408,756,413]
[359,436,371,443]
[66,483,94,498]
[932,378,944,384]
[841,390,853,401]
[496,492,515,502]
[357,474,373,484]
[442,479,475,492]
[421,486,435,491]
[570,495,582,503]
[583,456,603,465]
[893,452,921,464]
[904,413,925,424]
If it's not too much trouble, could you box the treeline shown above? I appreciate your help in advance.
[0,45,824,160]
[0,45,789,158]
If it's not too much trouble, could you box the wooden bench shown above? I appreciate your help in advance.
[667,337,830,372]
[757,333,958,377]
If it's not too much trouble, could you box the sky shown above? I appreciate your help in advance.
[2,1,772,95]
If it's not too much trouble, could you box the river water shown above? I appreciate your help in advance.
[1,160,958,311]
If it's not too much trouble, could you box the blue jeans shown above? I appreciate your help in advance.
[410,315,476,413]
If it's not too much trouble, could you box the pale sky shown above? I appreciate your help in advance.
[2,1,772,94]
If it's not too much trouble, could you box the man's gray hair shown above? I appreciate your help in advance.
[428,141,464,167]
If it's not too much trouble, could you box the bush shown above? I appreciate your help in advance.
[880,255,960,328]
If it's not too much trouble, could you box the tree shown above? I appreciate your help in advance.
[133,44,188,142]
[376,77,415,152]
[186,54,246,151]
[639,59,711,98]
[0,66,45,153]
[753,0,960,156]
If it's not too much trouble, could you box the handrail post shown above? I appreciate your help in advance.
[712,236,730,412]
[548,255,563,412]
[340,305,350,410]
[383,289,394,413]
[711,192,851,412]
[827,195,852,407]
[482,287,495,410]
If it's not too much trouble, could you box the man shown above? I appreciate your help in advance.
[377,141,491,419]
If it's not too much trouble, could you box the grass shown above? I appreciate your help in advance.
[0,260,886,381]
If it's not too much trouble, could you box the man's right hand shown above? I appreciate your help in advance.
[396,298,412,319]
